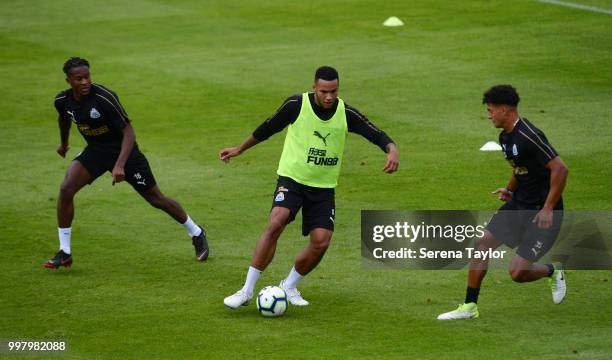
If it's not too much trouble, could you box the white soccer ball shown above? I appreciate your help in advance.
[256,286,288,317]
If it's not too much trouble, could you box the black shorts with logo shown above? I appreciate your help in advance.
[271,176,335,236]
[486,199,563,262]
[74,145,157,192]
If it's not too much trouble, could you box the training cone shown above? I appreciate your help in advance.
[480,141,502,151]
[383,16,404,27]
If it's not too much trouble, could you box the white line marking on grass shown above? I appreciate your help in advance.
[536,0,612,15]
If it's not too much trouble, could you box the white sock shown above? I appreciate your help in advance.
[283,266,304,289]
[58,227,72,254]
[182,216,202,237]
[241,266,262,296]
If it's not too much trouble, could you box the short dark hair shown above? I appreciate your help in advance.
[315,66,339,83]
[63,57,90,75]
[482,85,520,107]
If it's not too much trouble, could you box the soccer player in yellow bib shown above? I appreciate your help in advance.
[220,66,399,308]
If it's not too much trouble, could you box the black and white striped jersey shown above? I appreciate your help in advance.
[499,117,559,206]
[54,84,131,151]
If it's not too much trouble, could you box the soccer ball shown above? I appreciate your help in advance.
[256,286,288,317]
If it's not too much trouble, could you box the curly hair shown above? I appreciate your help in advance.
[482,85,520,107]
[63,57,90,75]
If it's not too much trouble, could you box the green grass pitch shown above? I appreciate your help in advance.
[1,0,611,358]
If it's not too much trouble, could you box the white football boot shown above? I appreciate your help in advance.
[279,280,309,306]
[437,303,479,320]
[549,262,566,304]
[223,289,252,309]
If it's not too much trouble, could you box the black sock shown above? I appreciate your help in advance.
[546,263,554,277]
[465,287,480,304]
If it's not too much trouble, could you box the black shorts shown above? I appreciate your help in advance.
[74,146,157,192]
[486,199,564,262]
[271,176,335,236]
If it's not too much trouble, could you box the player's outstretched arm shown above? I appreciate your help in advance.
[383,143,399,173]
[219,135,260,163]
[57,114,71,158]
[344,104,397,173]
